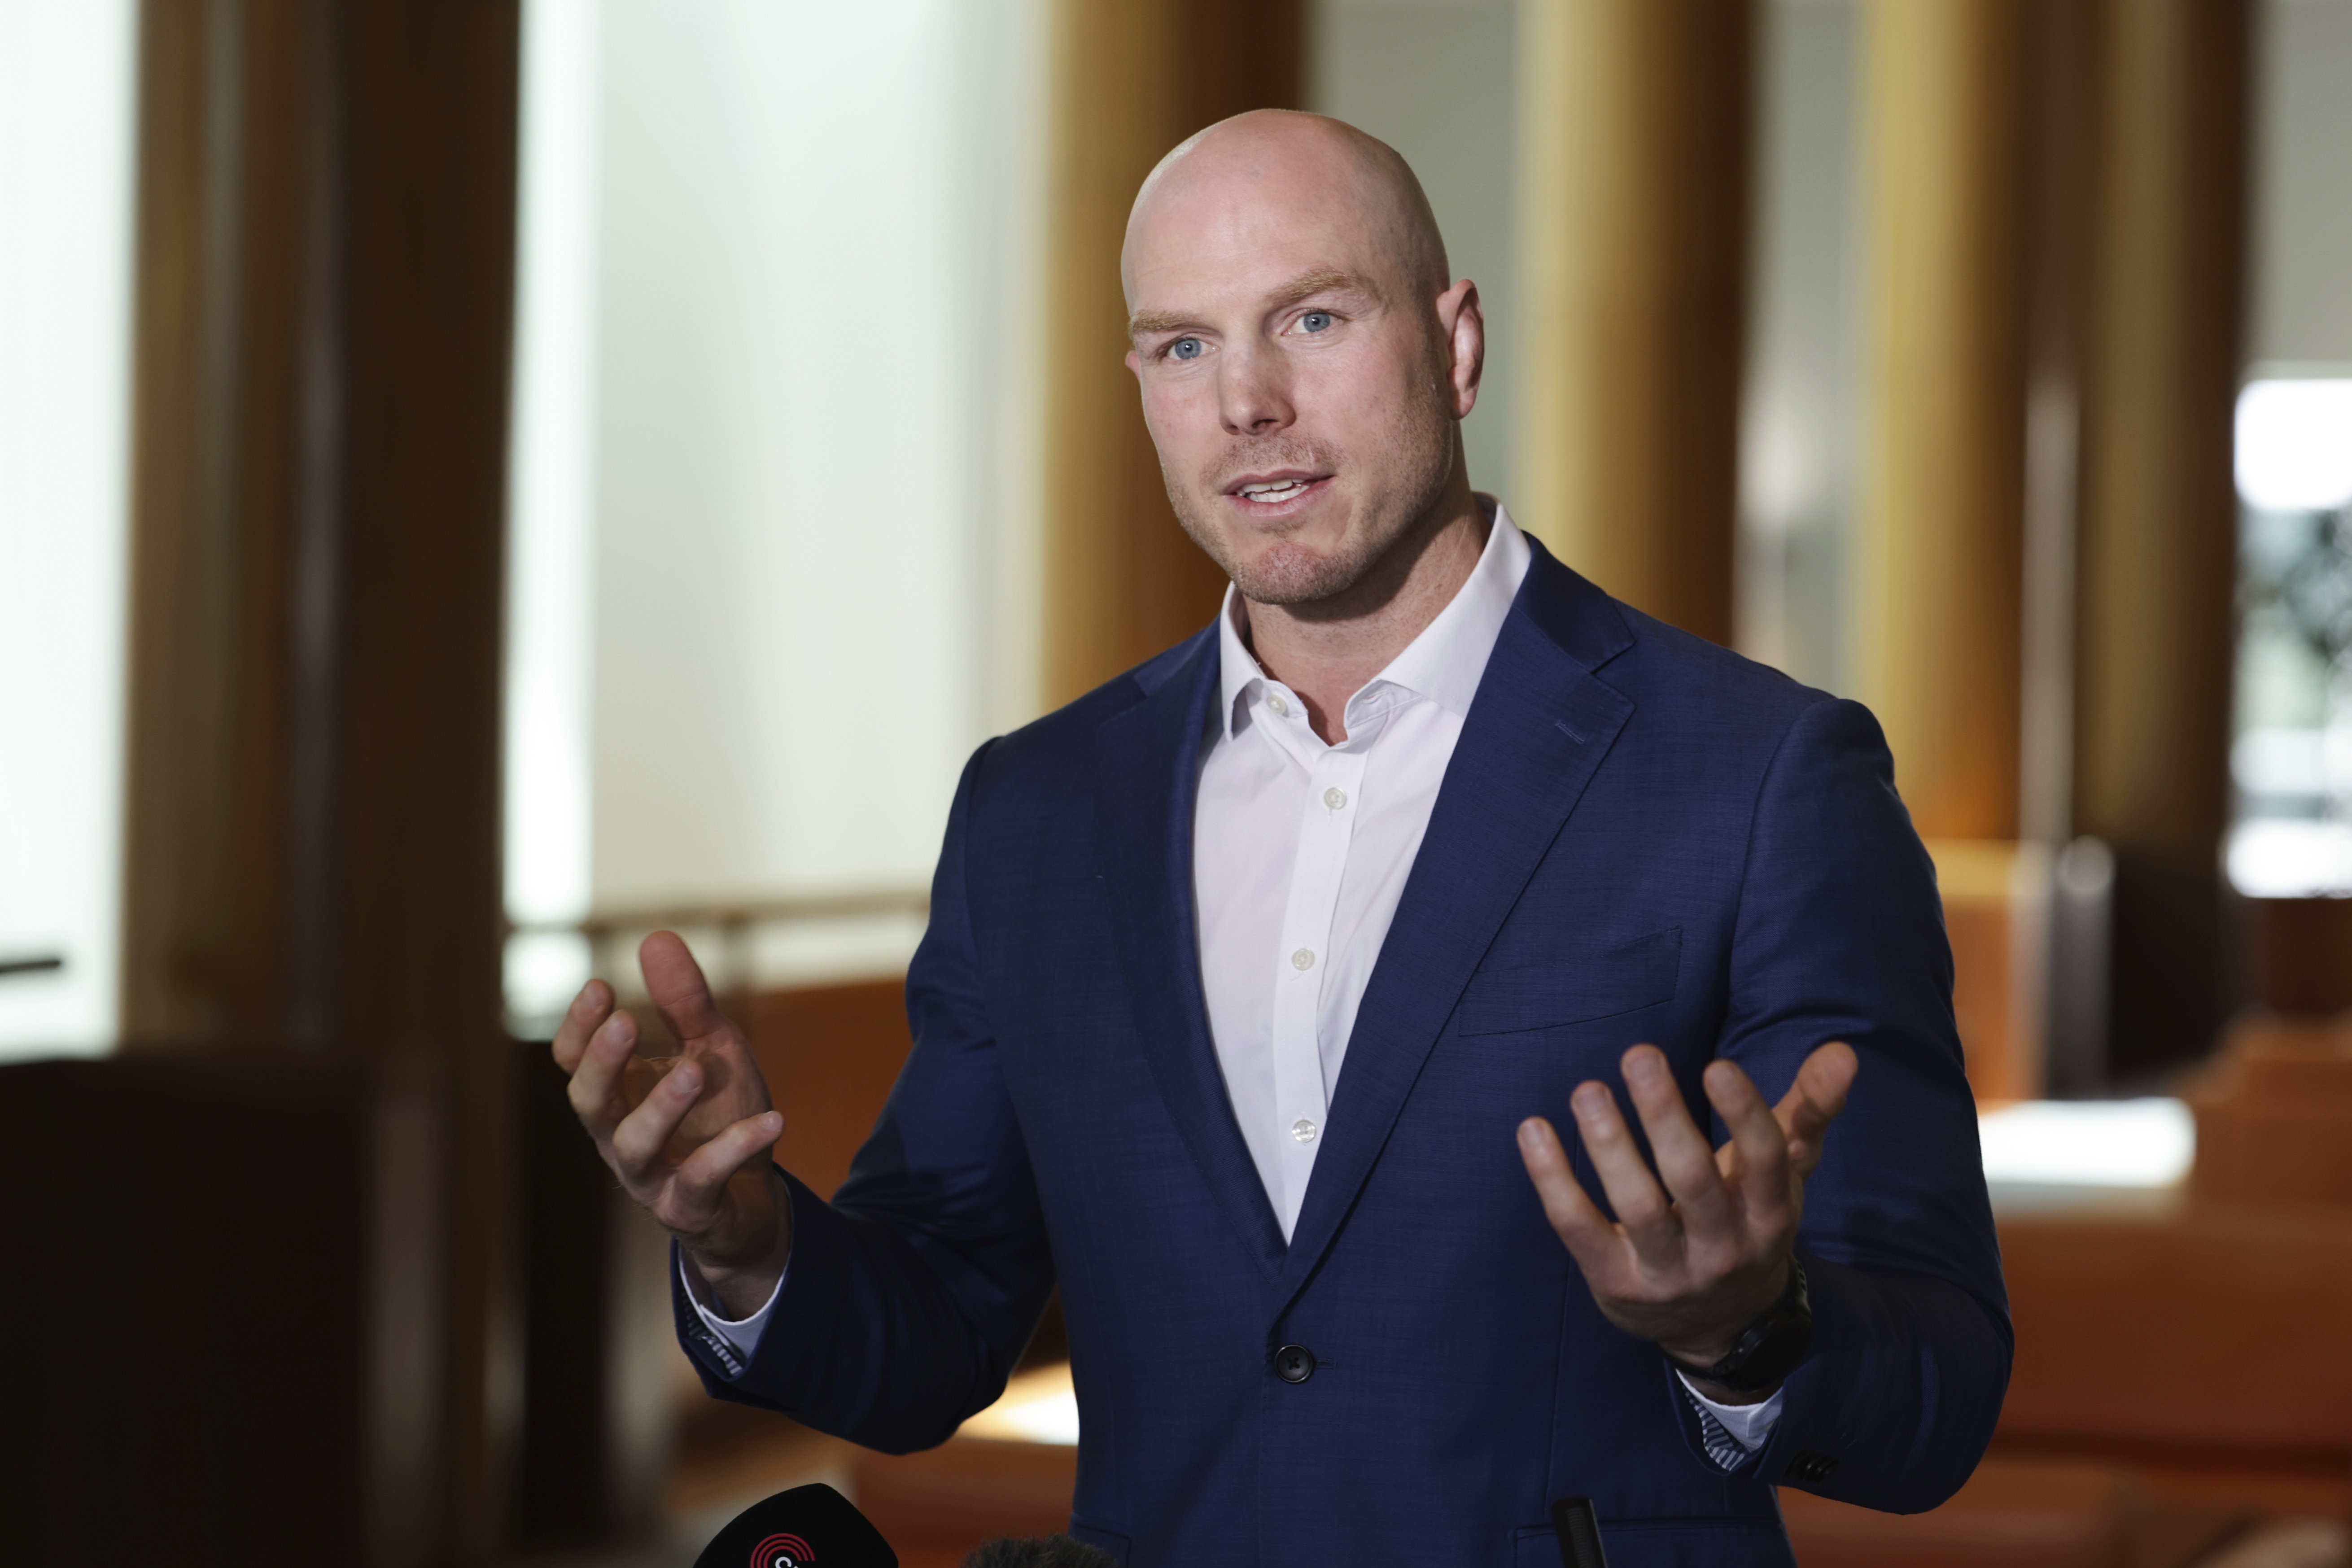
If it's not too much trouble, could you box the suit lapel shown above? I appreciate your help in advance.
[1277,543,1637,1302]
[1095,631,1289,1280]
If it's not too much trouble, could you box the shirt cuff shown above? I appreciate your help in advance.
[678,1252,787,1380]
[1675,1371,1786,1469]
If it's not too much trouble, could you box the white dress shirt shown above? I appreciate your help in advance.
[687,498,1779,1460]
[1194,497,1531,1239]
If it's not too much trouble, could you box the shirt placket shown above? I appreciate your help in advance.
[1266,715,1371,1239]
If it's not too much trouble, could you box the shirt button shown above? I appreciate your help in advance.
[1266,693,1289,716]
[1291,948,1315,971]
[1323,786,1347,810]
[1274,1344,1316,1384]
[1291,1118,1318,1143]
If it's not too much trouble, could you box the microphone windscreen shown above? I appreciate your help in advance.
[693,1482,899,1568]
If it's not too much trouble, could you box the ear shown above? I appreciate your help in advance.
[1436,278,1483,419]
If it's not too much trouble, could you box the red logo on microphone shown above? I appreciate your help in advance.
[751,1532,815,1568]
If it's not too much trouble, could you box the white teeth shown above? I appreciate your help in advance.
[1240,480,1309,501]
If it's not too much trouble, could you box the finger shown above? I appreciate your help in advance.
[1516,1116,1620,1271]
[1703,1057,1793,1223]
[565,1008,641,1137]
[551,978,614,1074]
[608,1054,707,1176]
[674,1029,773,1122]
[1775,1041,1858,1178]
[640,930,739,1048]
[640,933,774,1122]
[1619,1046,1735,1235]
[1568,1078,1681,1266]
[673,1110,786,1207]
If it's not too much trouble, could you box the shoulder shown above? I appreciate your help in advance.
[1587,614,1919,873]
[1590,597,1851,765]
[963,627,1214,793]
[1515,535,1837,748]
[1507,546,1905,829]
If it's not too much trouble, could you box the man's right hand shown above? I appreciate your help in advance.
[553,930,793,1319]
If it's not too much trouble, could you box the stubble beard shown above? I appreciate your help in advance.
[1162,380,1457,611]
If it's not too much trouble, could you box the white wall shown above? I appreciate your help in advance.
[1315,0,1862,693]
[1737,0,1861,695]
[1312,0,1522,509]
[0,0,135,1058]
[506,0,1047,1017]
[2251,0,2352,370]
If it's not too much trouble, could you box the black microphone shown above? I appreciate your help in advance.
[693,1482,899,1568]
[1551,1496,1611,1568]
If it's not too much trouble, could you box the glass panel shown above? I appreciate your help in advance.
[2228,376,2352,897]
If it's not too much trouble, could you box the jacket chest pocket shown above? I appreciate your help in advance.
[1458,927,1682,1036]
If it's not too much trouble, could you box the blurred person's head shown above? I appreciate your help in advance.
[1121,109,1484,618]
[959,1534,1124,1568]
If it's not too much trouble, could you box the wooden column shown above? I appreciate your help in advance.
[2073,0,2251,1074]
[1043,0,1307,707]
[121,0,519,1560]
[1853,0,2034,841]
[1515,0,1755,645]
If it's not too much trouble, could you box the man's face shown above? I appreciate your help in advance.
[1123,145,1467,607]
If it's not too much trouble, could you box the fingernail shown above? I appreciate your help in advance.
[1517,1118,1541,1149]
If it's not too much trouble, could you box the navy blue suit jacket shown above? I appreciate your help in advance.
[679,538,2011,1566]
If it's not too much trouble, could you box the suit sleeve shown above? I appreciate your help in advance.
[673,738,1058,1453]
[1715,696,2013,1511]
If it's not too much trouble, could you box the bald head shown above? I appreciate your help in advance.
[1122,110,1450,319]
[1116,109,1485,618]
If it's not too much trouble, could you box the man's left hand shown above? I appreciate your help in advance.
[1517,1041,1858,1402]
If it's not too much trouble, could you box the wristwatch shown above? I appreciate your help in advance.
[1670,1258,1813,1394]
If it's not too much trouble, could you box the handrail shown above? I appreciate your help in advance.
[507,887,930,941]
[507,889,931,1001]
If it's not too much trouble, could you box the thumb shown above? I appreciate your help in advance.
[639,929,734,1044]
[1775,1040,1857,1178]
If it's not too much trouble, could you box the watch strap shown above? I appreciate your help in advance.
[1672,1258,1813,1394]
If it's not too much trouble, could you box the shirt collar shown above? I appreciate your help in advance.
[1215,495,1534,741]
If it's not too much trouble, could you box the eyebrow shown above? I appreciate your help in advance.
[1128,267,1386,343]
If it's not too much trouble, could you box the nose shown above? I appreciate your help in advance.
[1217,341,1294,437]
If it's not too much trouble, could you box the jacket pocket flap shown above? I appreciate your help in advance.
[1460,927,1682,1035]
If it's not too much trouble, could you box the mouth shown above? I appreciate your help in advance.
[1223,471,1333,513]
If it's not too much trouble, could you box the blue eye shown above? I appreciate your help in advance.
[1300,311,1333,333]
[1171,337,1203,360]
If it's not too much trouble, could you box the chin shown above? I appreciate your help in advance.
[1173,488,1382,607]
[1225,538,1370,607]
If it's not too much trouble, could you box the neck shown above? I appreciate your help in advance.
[1239,468,1489,745]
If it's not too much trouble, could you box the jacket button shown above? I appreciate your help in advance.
[1273,1344,1316,1384]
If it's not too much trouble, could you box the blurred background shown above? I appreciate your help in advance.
[2,0,2350,1564]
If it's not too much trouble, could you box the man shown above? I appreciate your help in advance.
[558,112,2008,1565]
